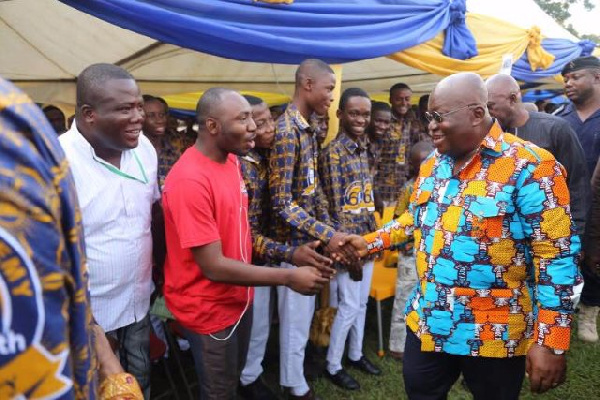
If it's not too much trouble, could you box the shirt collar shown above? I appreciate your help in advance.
[479,120,505,154]
[391,109,416,122]
[566,101,600,120]
[338,132,367,154]
[285,104,312,133]
[241,148,264,164]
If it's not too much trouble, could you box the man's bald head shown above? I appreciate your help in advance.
[195,88,255,158]
[486,74,520,98]
[431,72,488,107]
[295,59,334,87]
[196,88,240,127]
[427,73,491,160]
[485,74,525,129]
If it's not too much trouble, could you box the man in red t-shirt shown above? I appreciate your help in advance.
[162,88,332,399]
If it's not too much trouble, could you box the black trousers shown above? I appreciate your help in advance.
[182,306,253,400]
[403,330,525,400]
[581,266,600,306]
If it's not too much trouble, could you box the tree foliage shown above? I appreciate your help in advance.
[534,0,595,24]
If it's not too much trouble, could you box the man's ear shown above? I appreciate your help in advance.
[592,69,600,84]
[81,104,95,124]
[336,108,342,120]
[303,76,314,92]
[205,117,219,135]
[471,105,486,126]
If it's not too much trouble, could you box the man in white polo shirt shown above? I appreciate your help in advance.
[60,63,158,398]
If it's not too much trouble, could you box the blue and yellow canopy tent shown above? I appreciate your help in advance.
[52,0,597,125]
[59,0,598,83]
[5,0,598,115]
[3,0,598,136]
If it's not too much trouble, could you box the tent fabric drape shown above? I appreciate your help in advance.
[442,0,478,60]
[388,13,533,79]
[388,11,598,83]
[512,39,598,82]
[59,0,474,64]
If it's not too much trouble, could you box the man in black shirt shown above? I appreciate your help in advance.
[486,74,590,237]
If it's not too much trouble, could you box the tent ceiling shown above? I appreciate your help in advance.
[0,0,580,106]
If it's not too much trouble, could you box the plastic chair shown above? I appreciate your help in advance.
[369,257,398,357]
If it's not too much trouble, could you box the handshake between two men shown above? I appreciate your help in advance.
[292,232,370,293]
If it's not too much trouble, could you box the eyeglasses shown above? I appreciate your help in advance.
[424,103,481,123]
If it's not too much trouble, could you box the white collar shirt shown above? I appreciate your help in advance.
[59,124,159,331]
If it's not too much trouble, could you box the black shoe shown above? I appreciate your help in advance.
[325,369,360,390]
[239,377,279,400]
[348,356,382,376]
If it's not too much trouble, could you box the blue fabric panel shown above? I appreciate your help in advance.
[513,39,597,82]
[59,0,457,64]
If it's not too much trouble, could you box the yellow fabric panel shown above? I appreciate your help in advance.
[388,14,553,79]
[369,258,398,301]
[369,93,419,105]
[162,91,290,110]
[526,26,555,71]
[323,64,343,146]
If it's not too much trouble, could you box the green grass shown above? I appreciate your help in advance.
[310,298,600,400]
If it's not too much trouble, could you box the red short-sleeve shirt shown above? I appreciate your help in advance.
[163,147,253,334]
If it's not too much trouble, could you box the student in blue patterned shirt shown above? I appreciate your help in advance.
[319,88,382,391]
[367,101,392,214]
[238,95,332,400]
[269,59,356,400]
[142,95,182,192]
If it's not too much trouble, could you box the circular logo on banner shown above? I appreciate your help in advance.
[0,226,71,398]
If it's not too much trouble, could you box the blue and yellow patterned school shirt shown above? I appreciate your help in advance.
[270,104,336,247]
[240,148,295,265]
[319,132,377,237]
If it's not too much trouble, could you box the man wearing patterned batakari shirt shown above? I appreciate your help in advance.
[339,73,582,400]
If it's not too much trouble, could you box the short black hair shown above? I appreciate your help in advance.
[143,94,169,114]
[243,94,264,106]
[76,63,135,108]
[295,59,334,86]
[371,101,391,114]
[42,105,65,116]
[142,94,157,103]
[156,97,169,111]
[339,88,370,111]
[196,87,237,127]
[389,83,412,97]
